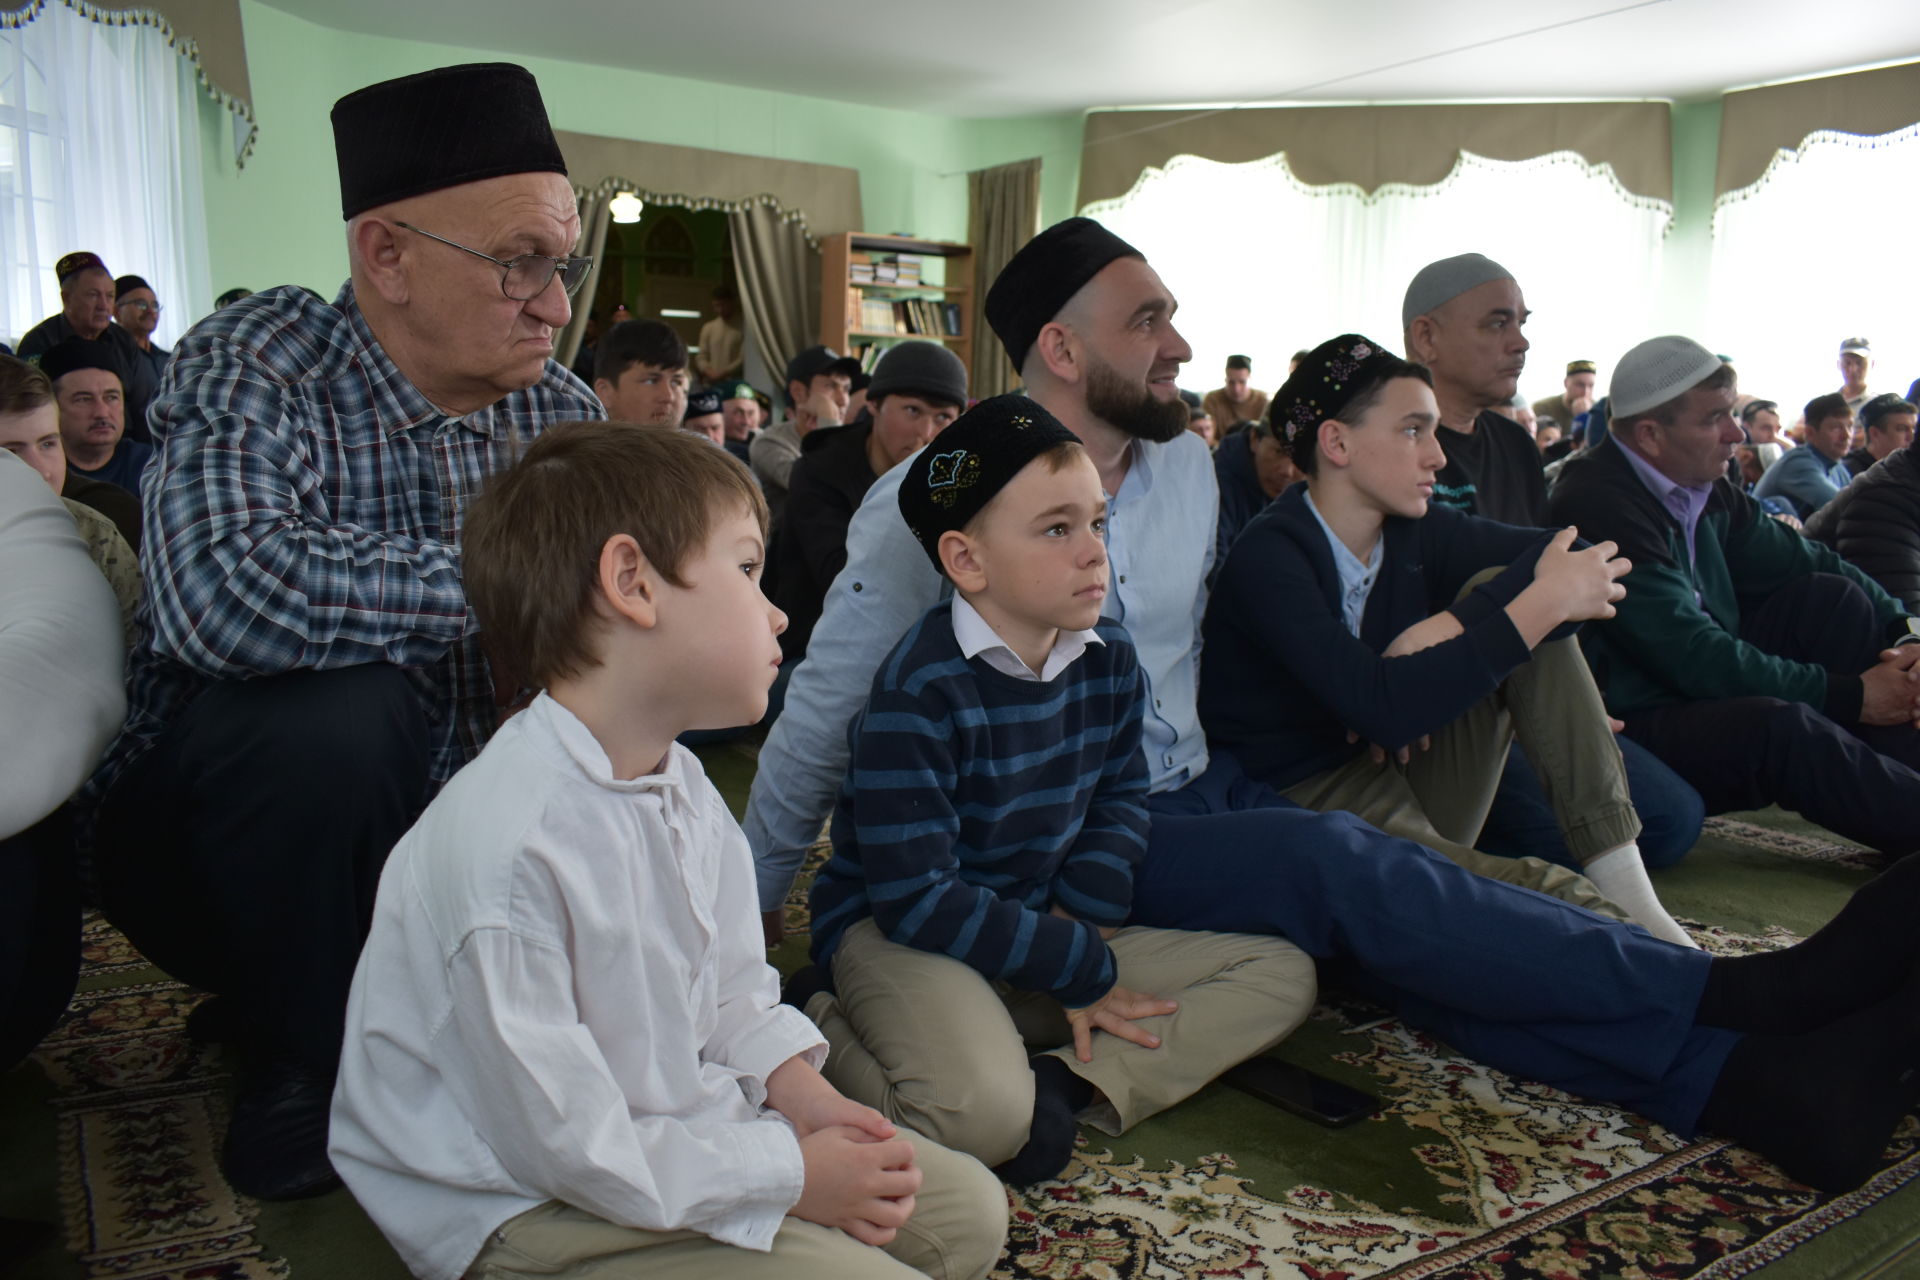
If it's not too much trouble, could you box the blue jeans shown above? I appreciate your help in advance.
[1134,751,1735,1133]
[1481,735,1705,870]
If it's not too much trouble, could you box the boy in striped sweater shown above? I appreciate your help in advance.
[799,395,1316,1184]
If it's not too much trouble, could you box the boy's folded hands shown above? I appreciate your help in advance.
[794,1127,922,1246]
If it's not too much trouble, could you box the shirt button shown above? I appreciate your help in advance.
[1154,698,1162,709]
[852,582,862,592]
[1164,754,1175,767]
[1119,574,1127,584]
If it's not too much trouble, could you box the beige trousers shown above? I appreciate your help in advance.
[813,918,1318,1167]
[1283,628,1639,921]
[465,1130,1007,1280]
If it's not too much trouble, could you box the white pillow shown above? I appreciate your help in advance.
[0,451,126,837]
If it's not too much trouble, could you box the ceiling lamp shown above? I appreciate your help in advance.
[610,191,644,224]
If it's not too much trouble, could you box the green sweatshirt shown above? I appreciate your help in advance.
[1547,437,1914,722]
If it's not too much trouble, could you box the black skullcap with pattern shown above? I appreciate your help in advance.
[897,393,1080,572]
[1269,334,1406,456]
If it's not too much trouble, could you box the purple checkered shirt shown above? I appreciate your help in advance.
[85,283,602,814]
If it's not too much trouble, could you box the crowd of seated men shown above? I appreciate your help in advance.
[5,56,1920,1280]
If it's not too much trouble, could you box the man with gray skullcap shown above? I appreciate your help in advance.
[1549,335,1920,862]
[82,62,600,1200]
[1402,253,1704,876]
[1401,252,1545,525]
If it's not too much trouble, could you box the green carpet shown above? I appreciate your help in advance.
[3,741,1912,1280]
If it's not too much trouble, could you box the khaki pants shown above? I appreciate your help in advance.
[1283,628,1639,921]
[466,1130,1007,1280]
[812,918,1318,1167]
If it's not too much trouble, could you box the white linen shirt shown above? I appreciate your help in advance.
[746,423,1217,910]
[330,694,827,1280]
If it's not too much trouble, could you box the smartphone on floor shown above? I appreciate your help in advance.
[1220,1057,1379,1128]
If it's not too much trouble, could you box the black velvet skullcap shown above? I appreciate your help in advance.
[37,337,124,385]
[897,393,1081,572]
[985,217,1143,373]
[113,274,152,297]
[1270,334,1407,456]
[332,63,567,220]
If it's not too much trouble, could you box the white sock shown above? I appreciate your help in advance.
[1583,843,1697,948]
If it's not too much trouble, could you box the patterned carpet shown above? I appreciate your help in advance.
[5,814,1917,1280]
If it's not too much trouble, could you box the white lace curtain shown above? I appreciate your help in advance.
[1708,125,1920,416]
[1081,151,1672,399]
[0,1,209,347]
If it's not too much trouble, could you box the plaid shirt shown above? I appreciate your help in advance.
[87,283,602,811]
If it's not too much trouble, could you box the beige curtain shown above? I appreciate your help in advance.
[556,130,863,238]
[555,186,614,372]
[1,0,256,162]
[1078,101,1672,209]
[1716,62,1920,198]
[966,158,1042,399]
[729,202,818,391]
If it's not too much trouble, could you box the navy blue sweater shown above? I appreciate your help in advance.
[1200,484,1574,790]
[808,602,1150,1007]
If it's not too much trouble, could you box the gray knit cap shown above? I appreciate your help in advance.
[1609,337,1726,419]
[868,340,968,407]
[1401,253,1515,329]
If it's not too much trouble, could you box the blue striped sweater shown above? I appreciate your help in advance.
[808,601,1150,1007]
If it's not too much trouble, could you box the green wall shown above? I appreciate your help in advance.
[200,0,1082,297]
[1661,98,1723,342]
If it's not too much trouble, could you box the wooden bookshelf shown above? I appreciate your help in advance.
[820,232,974,378]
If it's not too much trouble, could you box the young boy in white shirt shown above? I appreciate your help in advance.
[329,422,1007,1280]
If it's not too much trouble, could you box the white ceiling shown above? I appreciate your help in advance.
[258,0,1920,117]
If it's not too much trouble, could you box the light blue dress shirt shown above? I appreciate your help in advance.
[745,425,1218,910]
[1750,445,1850,519]
[1302,490,1383,637]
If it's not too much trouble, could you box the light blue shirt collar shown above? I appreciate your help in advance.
[1303,489,1383,638]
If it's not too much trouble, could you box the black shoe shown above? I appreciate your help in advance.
[782,964,832,1014]
[221,1061,342,1201]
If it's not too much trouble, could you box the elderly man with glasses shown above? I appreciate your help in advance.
[81,63,600,1202]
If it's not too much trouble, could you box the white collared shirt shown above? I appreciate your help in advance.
[950,591,1104,682]
[331,695,827,1280]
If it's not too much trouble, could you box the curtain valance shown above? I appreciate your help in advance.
[1078,101,1672,211]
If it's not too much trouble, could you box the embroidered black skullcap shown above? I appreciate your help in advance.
[56,252,108,284]
[1270,334,1407,456]
[897,393,1080,572]
[686,387,723,417]
[37,337,124,385]
[985,217,1143,373]
[332,63,567,220]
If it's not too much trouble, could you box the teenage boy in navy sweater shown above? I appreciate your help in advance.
[1201,335,1691,945]
[800,395,1316,1185]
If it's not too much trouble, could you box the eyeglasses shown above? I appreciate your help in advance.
[394,221,592,301]
[119,299,162,315]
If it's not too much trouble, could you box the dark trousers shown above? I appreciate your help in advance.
[93,665,431,1073]
[1137,752,1735,1134]
[1622,574,1920,856]
[1,810,79,1070]
[1483,734,1706,870]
